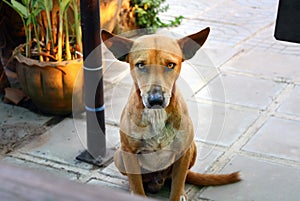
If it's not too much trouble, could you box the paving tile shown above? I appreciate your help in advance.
[0,124,46,155]
[234,0,278,9]
[102,49,133,125]
[187,101,259,146]
[190,144,223,173]
[222,50,300,81]
[102,50,132,124]
[103,51,131,86]
[189,47,241,68]
[160,0,225,19]
[198,0,276,28]
[169,19,252,47]
[2,156,78,180]
[17,118,120,170]
[177,63,218,97]
[163,0,279,49]
[87,178,129,192]
[117,70,133,87]
[72,114,121,149]
[104,83,131,125]
[243,117,300,162]
[0,102,50,126]
[16,118,91,169]
[198,155,300,201]
[102,47,133,89]
[102,162,126,179]
[195,74,285,109]
[0,102,51,153]
[277,85,300,117]
[242,25,300,56]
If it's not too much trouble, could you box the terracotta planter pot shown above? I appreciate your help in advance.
[14,45,84,115]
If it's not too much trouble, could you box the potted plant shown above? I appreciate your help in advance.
[3,0,83,115]
[132,0,183,31]
[117,0,183,34]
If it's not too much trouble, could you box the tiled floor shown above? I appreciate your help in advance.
[199,156,300,201]
[243,117,300,162]
[1,0,300,201]
[195,73,286,109]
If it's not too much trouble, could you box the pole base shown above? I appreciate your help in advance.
[76,148,115,167]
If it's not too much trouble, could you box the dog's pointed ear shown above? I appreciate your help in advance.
[101,30,133,62]
[177,27,210,60]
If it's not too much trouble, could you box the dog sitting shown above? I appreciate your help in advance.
[101,27,240,201]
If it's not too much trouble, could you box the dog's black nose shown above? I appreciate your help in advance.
[148,85,164,107]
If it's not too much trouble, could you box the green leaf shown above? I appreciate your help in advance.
[21,0,29,5]
[11,0,29,18]
[32,7,43,17]
[25,17,32,26]
[43,0,53,11]
[31,0,38,7]
[133,0,182,30]
[60,0,71,12]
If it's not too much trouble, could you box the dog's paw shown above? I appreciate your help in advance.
[180,193,188,201]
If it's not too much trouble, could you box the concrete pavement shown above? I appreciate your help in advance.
[1,0,300,200]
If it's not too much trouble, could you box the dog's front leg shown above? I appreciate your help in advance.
[122,151,146,197]
[169,150,191,201]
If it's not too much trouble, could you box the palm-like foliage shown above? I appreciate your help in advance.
[3,0,82,61]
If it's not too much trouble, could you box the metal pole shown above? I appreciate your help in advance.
[76,0,109,165]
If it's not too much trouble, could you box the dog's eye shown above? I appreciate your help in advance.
[167,62,176,70]
[135,62,145,70]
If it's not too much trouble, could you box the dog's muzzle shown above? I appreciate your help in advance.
[142,85,170,109]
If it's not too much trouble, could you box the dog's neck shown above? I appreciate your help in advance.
[165,85,182,129]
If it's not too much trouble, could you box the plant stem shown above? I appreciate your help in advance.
[23,21,30,57]
[73,0,82,54]
[32,17,43,61]
[45,9,54,51]
[64,12,71,60]
[57,8,64,61]
[44,0,54,51]
[28,23,32,58]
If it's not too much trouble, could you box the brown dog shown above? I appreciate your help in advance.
[101,28,240,201]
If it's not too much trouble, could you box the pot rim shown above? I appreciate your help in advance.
[13,44,83,68]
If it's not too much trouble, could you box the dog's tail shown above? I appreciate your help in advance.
[186,171,241,186]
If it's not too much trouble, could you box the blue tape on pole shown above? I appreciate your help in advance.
[85,104,105,112]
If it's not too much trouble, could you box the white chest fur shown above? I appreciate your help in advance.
[120,107,192,172]
[127,108,176,150]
